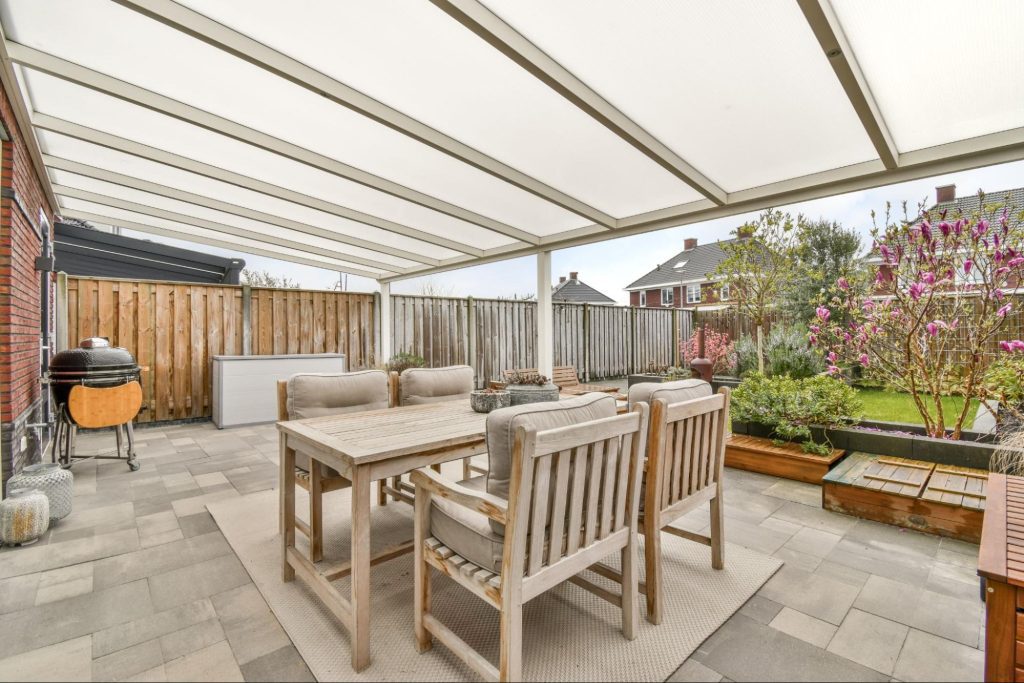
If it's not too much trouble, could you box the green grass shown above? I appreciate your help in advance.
[854,388,978,429]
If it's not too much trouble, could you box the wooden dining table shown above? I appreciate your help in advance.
[276,395,628,672]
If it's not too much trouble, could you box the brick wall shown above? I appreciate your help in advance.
[0,76,55,490]
[631,283,731,309]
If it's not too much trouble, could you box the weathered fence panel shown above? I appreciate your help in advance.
[66,277,375,423]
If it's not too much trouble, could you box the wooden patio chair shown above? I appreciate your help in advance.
[592,379,728,624]
[378,365,481,505]
[277,370,390,562]
[502,365,620,396]
[411,394,649,681]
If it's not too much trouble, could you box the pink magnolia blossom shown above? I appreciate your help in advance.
[998,303,1013,318]
[862,301,875,312]
[926,322,938,337]
[859,353,870,366]
[938,221,951,237]
[963,259,973,275]
[827,365,841,375]
[1014,341,1024,352]
[1001,341,1012,352]
[816,306,831,322]
[908,282,926,301]
[837,277,850,291]
[828,351,837,363]
[921,272,935,285]
[1009,257,1024,268]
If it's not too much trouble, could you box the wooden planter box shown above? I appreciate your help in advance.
[823,452,987,542]
[725,434,845,484]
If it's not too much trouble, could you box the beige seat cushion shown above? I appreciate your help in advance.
[485,393,616,534]
[286,370,389,478]
[400,366,474,405]
[430,475,504,571]
[627,378,712,410]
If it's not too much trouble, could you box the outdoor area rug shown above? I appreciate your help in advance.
[209,483,782,682]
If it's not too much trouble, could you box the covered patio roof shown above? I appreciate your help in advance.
[0,0,1021,284]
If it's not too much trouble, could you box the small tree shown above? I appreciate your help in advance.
[715,210,802,372]
[784,219,862,323]
[812,194,1024,439]
[241,268,300,288]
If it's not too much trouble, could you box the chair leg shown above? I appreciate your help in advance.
[462,457,472,480]
[309,467,323,563]
[499,601,523,683]
[710,492,725,570]
[621,538,639,640]
[377,479,388,506]
[644,520,664,625]
[414,487,432,653]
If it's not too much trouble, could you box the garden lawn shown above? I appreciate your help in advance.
[854,388,978,429]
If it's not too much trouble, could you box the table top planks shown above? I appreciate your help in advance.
[277,401,489,465]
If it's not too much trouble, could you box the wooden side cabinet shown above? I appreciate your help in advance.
[979,474,1024,681]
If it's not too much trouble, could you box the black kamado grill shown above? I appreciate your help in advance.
[48,337,142,471]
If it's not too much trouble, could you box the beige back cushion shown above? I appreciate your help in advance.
[485,393,616,534]
[286,370,389,420]
[399,365,474,405]
[627,378,712,410]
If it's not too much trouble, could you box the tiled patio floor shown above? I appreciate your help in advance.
[0,420,984,682]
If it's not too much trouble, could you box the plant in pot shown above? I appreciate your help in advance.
[470,386,511,413]
[384,352,426,375]
[504,371,559,406]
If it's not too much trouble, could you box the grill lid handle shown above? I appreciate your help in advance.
[79,337,110,349]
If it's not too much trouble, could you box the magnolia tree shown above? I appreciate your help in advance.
[812,195,1024,439]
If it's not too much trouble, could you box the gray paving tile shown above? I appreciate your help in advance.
[0,634,92,682]
[178,512,219,539]
[212,584,291,666]
[758,565,861,625]
[92,639,164,682]
[722,518,793,555]
[893,629,983,682]
[827,609,909,676]
[238,645,315,683]
[693,614,887,682]
[721,489,787,525]
[0,528,140,580]
[165,640,243,682]
[772,546,823,572]
[148,554,250,612]
[814,560,870,588]
[825,538,933,585]
[781,527,843,558]
[770,501,858,536]
[92,531,232,591]
[92,599,218,659]
[769,607,837,648]
[762,479,822,507]
[159,618,226,662]
[737,595,784,625]
[0,573,39,615]
[35,563,94,605]
[170,489,241,518]
[0,579,153,659]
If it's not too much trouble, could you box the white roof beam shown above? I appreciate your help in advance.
[59,207,383,279]
[44,154,440,266]
[797,0,899,170]
[6,41,541,246]
[51,184,409,276]
[112,0,618,229]
[430,0,727,206]
[382,125,1024,282]
[33,115,486,257]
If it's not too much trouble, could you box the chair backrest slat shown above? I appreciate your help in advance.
[507,406,648,580]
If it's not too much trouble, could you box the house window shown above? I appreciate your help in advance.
[661,287,674,307]
[720,283,730,301]
[638,291,646,307]
[686,284,701,304]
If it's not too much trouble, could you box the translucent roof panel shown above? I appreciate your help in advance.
[19,70,520,250]
[173,0,705,217]
[58,197,393,276]
[1,0,591,233]
[49,169,420,271]
[481,0,879,192]
[830,0,1024,153]
[38,131,463,262]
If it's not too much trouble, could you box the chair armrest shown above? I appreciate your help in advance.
[411,467,508,525]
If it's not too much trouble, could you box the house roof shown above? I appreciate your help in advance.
[552,275,616,304]
[624,239,735,291]
[54,221,245,284]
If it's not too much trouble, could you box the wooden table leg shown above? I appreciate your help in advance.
[281,436,296,583]
[350,466,371,672]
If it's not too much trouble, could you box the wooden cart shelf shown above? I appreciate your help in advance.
[823,452,988,543]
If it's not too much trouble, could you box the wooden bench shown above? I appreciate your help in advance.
[502,366,620,396]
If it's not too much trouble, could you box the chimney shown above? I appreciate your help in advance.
[569,271,578,281]
[559,276,566,283]
[936,184,956,203]
[684,238,698,250]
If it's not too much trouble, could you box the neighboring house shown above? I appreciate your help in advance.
[54,220,246,284]
[625,237,739,309]
[867,184,1024,295]
[552,272,616,305]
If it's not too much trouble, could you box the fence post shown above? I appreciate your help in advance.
[672,308,680,367]
[467,296,478,387]
[241,285,252,356]
[55,271,68,352]
[629,305,637,375]
[582,303,591,381]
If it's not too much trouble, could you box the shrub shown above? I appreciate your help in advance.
[983,352,1024,425]
[732,372,861,455]
[736,324,823,378]
[504,371,551,386]
[385,352,426,375]
[681,325,737,375]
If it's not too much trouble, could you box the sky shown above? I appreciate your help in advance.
[124,159,1024,304]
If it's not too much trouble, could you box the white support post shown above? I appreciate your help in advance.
[379,281,392,366]
[536,251,553,379]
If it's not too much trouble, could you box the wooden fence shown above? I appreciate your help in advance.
[390,295,689,387]
[64,277,375,423]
